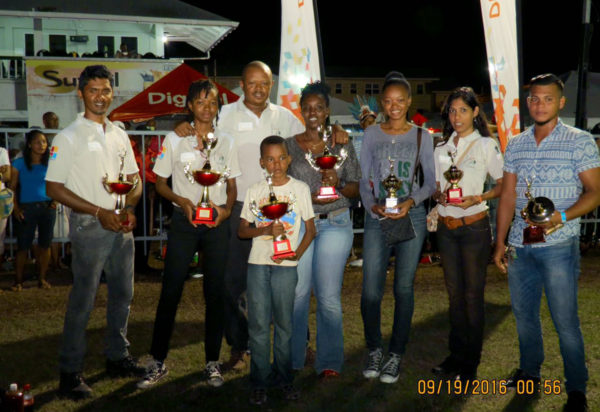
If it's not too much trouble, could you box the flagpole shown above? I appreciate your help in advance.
[516,0,525,132]
[575,0,592,130]
[313,0,326,81]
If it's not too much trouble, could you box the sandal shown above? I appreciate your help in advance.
[39,280,52,289]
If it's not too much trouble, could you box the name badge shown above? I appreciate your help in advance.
[88,141,102,152]
[238,122,253,131]
[180,152,195,163]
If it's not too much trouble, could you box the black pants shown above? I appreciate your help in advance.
[223,201,252,353]
[436,217,491,375]
[150,208,227,362]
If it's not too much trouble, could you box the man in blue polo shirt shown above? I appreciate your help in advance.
[493,73,600,412]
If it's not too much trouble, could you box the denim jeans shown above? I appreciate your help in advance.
[247,263,297,388]
[361,205,427,355]
[59,213,135,373]
[437,217,491,374]
[508,237,588,393]
[224,201,251,353]
[150,208,227,363]
[292,209,353,372]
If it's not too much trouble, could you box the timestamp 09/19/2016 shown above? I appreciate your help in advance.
[416,379,562,396]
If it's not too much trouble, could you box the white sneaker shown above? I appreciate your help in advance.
[206,361,224,388]
[363,348,383,379]
[137,360,168,389]
[380,353,402,384]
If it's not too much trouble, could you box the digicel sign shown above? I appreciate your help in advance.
[148,92,186,108]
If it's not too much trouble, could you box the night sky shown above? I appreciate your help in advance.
[178,0,600,92]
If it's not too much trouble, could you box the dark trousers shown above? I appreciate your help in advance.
[150,208,227,362]
[223,201,252,353]
[436,217,491,374]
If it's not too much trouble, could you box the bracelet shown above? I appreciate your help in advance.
[95,206,100,218]
[560,211,567,223]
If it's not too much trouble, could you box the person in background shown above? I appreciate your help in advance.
[10,129,55,291]
[286,81,361,378]
[493,73,600,412]
[359,71,435,384]
[0,144,11,281]
[431,87,503,382]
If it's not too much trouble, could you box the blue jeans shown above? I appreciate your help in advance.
[361,206,427,355]
[59,213,135,373]
[508,237,588,393]
[292,209,353,372]
[247,263,297,388]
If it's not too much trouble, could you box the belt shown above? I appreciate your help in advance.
[439,210,488,230]
[317,207,348,220]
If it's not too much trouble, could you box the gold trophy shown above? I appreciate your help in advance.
[305,124,348,199]
[102,149,139,226]
[443,150,464,203]
[184,132,230,224]
[520,177,562,244]
[250,173,296,259]
[382,157,403,213]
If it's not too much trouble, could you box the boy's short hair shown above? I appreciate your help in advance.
[260,135,287,157]
[529,73,564,93]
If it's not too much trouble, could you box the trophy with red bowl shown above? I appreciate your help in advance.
[443,150,464,204]
[184,132,230,224]
[102,150,139,226]
[250,173,296,259]
[305,124,348,199]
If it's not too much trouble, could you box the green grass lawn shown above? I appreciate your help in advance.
[0,249,598,411]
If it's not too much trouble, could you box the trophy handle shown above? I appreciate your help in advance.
[183,163,195,184]
[249,200,262,218]
[217,167,231,185]
[334,148,348,170]
[305,150,321,172]
[102,174,113,193]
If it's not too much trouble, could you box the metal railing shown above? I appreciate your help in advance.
[0,57,25,80]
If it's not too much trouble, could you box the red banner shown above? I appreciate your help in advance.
[109,64,239,122]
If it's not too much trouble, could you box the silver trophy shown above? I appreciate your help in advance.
[305,125,348,199]
[102,149,139,225]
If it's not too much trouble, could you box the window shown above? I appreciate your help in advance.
[98,36,114,57]
[25,34,34,56]
[365,83,380,95]
[121,36,138,55]
[416,84,424,95]
[335,83,342,94]
[350,83,357,94]
[49,35,66,55]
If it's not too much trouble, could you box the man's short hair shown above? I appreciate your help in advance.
[78,65,114,92]
[241,61,272,82]
[529,73,564,93]
[260,135,286,157]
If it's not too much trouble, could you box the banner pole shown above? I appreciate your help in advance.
[516,0,525,132]
[313,0,326,80]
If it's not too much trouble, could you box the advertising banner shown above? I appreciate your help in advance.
[480,0,521,151]
[277,0,321,122]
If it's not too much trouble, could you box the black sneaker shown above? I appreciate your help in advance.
[564,390,588,412]
[380,353,402,384]
[249,388,267,405]
[59,372,93,400]
[281,384,300,401]
[106,355,146,378]
[502,368,541,389]
[362,348,383,379]
[431,357,461,376]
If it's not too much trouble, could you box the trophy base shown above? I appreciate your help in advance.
[193,207,216,224]
[446,187,463,204]
[272,239,295,259]
[523,226,546,245]
[385,197,398,214]
[317,186,339,200]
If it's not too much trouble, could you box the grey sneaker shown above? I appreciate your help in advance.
[363,348,384,379]
[137,360,168,389]
[380,353,402,384]
[205,361,224,388]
